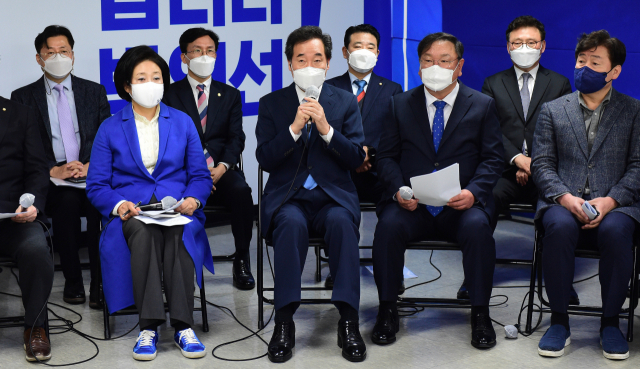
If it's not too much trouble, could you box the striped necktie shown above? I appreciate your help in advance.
[354,79,367,111]
[197,84,208,133]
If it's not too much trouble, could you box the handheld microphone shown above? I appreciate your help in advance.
[19,193,35,212]
[139,196,178,211]
[504,325,518,339]
[303,85,320,133]
[399,186,414,201]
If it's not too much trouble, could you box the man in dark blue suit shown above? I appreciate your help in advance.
[371,33,503,349]
[163,27,255,290]
[256,26,367,363]
[533,30,639,360]
[324,24,403,289]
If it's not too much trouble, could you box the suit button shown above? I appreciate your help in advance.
[434,163,439,167]
[294,187,298,191]
[308,166,313,170]
[588,164,593,169]
[578,188,582,193]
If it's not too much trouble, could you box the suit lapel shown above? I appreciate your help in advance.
[121,106,153,178]
[526,66,551,123]
[439,82,472,148]
[361,73,384,122]
[0,103,9,145]
[563,93,589,159]
[206,81,222,132]
[32,76,52,141]
[589,89,622,159]
[154,105,171,176]
[501,68,526,124]
[176,78,203,139]
[408,86,436,155]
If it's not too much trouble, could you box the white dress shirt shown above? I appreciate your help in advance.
[424,81,460,129]
[187,74,229,169]
[348,71,372,95]
[510,64,539,164]
[112,106,160,215]
[289,84,334,143]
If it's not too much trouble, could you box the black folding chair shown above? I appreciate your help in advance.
[257,166,334,329]
[524,220,639,342]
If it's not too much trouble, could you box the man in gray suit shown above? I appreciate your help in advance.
[532,30,639,360]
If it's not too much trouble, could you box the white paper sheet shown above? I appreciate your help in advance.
[138,198,185,218]
[134,214,192,227]
[410,163,461,206]
[0,212,26,220]
[50,177,86,189]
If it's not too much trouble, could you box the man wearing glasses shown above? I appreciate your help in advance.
[371,32,503,349]
[164,28,255,290]
[11,25,110,310]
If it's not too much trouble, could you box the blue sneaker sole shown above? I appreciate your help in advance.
[538,336,570,357]
[600,339,629,360]
[175,341,206,359]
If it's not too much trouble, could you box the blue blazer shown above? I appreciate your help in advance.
[377,82,504,220]
[325,72,403,159]
[86,102,214,314]
[255,83,365,234]
[532,89,640,222]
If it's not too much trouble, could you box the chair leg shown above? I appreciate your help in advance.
[200,272,209,333]
[258,237,264,330]
[525,229,540,334]
[315,245,321,283]
[102,282,111,339]
[627,245,638,342]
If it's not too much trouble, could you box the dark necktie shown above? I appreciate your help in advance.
[426,100,447,217]
[354,79,367,111]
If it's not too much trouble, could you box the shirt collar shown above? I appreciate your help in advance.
[295,84,324,104]
[424,81,460,109]
[348,71,372,86]
[46,74,73,91]
[578,87,613,111]
[514,63,540,81]
[187,73,211,91]
[132,105,160,125]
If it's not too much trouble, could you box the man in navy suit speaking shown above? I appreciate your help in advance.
[371,33,504,349]
[256,26,367,363]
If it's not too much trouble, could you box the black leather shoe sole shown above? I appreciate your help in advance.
[457,289,470,300]
[63,295,86,305]
[89,299,103,310]
[337,335,366,362]
[268,349,293,363]
[568,296,580,306]
[233,276,255,290]
[325,275,334,289]
[371,334,396,345]
[471,338,496,349]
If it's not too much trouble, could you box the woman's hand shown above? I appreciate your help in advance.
[118,201,140,221]
[176,197,198,216]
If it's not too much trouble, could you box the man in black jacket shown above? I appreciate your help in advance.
[163,27,255,290]
[0,96,54,362]
[11,25,110,308]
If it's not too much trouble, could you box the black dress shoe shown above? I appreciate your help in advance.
[398,280,406,295]
[232,258,255,290]
[63,281,86,305]
[471,311,496,349]
[569,285,580,306]
[268,321,295,363]
[89,282,104,310]
[457,280,470,300]
[371,306,399,345]
[338,320,366,362]
[325,274,334,289]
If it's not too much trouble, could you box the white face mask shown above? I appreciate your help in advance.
[421,61,459,92]
[186,55,216,79]
[292,66,326,91]
[129,82,164,109]
[509,45,541,69]
[41,53,73,79]
[347,49,377,73]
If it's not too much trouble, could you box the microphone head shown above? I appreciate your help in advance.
[19,193,35,209]
[399,186,413,201]
[504,325,518,339]
[161,196,177,209]
[304,85,320,101]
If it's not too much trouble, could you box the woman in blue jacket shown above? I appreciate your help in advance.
[86,46,213,361]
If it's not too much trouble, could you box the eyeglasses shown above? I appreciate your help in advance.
[421,58,459,68]
[186,48,216,58]
[509,41,542,49]
[40,50,72,59]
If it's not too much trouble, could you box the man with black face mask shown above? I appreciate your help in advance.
[532,30,639,361]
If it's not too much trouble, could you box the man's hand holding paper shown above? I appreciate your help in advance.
[409,163,463,207]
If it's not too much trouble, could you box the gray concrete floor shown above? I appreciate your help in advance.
[1,214,638,368]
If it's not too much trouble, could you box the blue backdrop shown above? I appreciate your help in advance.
[366,0,640,100]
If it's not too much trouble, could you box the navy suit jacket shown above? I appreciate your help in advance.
[325,72,403,157]
[256,83,366,234]
[163,77,245,166]
[532,89,640,222]
[377,82,504,220]
[11,75,111,169]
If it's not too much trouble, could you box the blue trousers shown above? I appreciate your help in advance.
[373,204,496,305]
[271,187,360,311]
[542,206,636,317]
